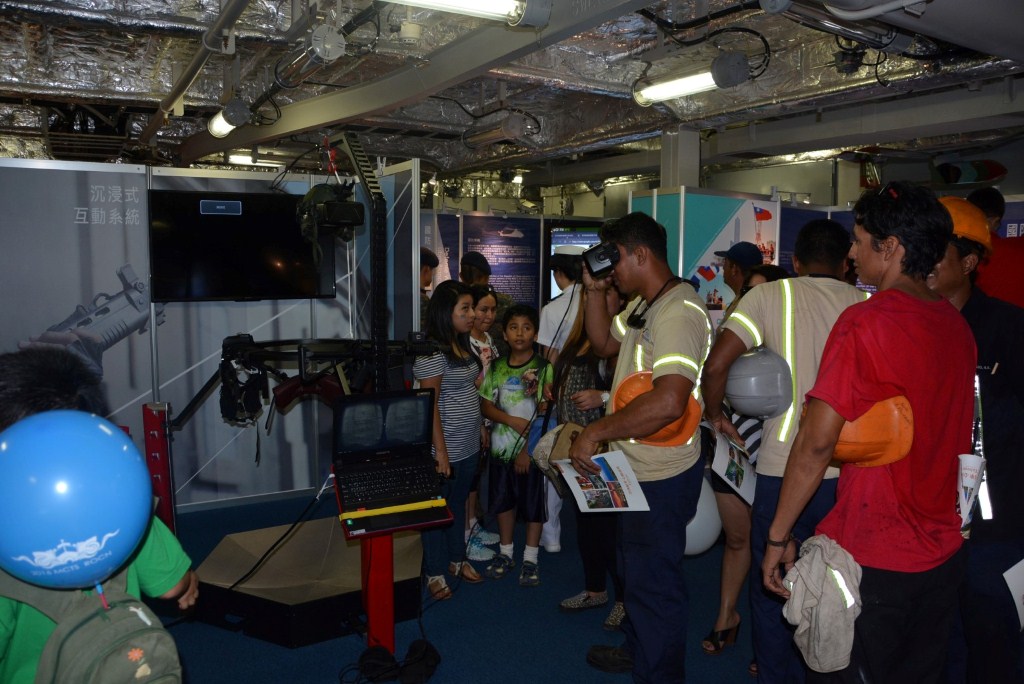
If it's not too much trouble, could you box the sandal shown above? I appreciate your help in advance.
[427,575,451,601]
[701,618,740,655]
[448,561,482,584]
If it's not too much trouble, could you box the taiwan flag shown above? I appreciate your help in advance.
[697,265,717,281]
[754,206,773,221]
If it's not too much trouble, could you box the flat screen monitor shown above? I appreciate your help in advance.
[148,190,336,302]
[332,389,434,466]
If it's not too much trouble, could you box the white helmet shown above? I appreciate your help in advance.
[725,346,792,419]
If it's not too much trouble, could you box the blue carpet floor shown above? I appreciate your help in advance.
[169,493,757,683]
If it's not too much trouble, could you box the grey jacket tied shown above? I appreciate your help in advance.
[781,534,862,673]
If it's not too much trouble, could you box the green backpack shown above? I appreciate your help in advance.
[0,568,182,683]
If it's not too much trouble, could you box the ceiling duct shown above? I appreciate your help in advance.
[462,112,537,148]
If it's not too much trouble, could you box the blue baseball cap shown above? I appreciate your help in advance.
[714,241,763,269]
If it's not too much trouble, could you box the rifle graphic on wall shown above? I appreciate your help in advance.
[25,264,164,376]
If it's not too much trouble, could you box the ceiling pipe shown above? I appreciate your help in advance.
[139,0,252,144]
[823,0,922,22]
[179,0,655,163]
[782,1,915,53]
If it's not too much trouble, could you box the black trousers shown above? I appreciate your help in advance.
[807,546,967,684]
[575,507,623,599]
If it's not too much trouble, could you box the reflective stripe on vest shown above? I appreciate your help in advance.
[776,279,798,443]
[628,298,712,446]
[728,311,763,348]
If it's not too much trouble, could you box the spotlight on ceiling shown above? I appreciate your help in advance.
[207,97,251,138]
[463,112,538,149]
[399,0,550,27]
[632,52,751,106]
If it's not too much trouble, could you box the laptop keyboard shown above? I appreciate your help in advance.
[337,463,440,507]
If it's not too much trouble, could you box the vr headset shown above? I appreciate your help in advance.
[582,241,619,279]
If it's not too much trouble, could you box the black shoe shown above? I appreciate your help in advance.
[586,645,634,673]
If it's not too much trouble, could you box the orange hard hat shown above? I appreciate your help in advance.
[612,371,701,446]
[939,196,992,253]
[833,396,914,467]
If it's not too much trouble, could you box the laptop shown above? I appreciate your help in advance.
[332,388,452,539]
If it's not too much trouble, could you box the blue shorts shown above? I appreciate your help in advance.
[487,458,548,523]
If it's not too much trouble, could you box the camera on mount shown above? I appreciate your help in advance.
[298,183,365,243]
[583,241,620,279]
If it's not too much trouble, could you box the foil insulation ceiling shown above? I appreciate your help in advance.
[0,0,1021,183]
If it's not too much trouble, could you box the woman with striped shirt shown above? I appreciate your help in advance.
[413,280,485,600]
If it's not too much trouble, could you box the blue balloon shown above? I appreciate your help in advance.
[0,410,152,589]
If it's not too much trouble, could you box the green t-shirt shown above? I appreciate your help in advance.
[0,517,192,684]
[479,354,553,463]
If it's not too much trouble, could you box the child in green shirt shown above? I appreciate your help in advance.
[479,304,553,587]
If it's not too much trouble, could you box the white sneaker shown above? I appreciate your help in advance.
[466,536,496,561]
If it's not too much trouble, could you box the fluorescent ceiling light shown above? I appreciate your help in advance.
[633,52,750,106]
[207,111,236,138]
[399,0,550,27]
[207,97,250,138]
[635,72,718,105]
[400,0,518,20]
[227,154,282,168]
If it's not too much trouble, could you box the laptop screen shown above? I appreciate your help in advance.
[332,389,434,467]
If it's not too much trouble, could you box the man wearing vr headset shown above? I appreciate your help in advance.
[569,212,712,683]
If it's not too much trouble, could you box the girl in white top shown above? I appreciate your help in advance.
[464,284,502,559]
[468,285,500,385]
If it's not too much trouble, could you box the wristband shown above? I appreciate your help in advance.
[766,533,793,548]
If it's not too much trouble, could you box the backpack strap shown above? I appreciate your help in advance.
[0,567,130,623]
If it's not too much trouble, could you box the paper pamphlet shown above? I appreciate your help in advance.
[1003,557,1024,632]
[552,450,649,512]
[711,433,756,505]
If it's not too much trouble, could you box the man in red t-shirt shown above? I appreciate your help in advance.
[969,186,1024,309]
[762,182,977,683]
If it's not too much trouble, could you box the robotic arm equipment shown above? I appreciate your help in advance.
[169,333,438,432]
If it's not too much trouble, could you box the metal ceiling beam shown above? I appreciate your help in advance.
[703,78,1024,163]
[523,149,662,187]
[179,0,654,164]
